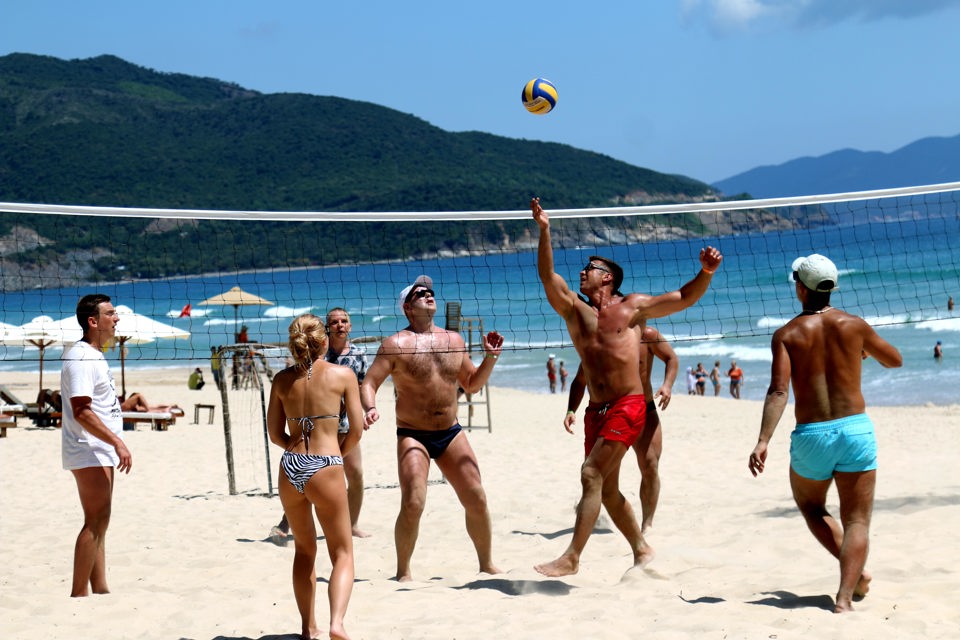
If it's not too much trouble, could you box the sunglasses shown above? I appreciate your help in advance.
[409,288,435,301]
[583,263,610,274]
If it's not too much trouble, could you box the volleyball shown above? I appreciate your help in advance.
[521,78,558,115]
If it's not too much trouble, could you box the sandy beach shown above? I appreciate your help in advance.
[1,367,958,639]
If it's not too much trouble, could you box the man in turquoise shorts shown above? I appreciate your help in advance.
[748,254,902,613]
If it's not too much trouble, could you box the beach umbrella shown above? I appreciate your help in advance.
[113,304,191,398]
[3,315,82,394]
[197,286,273,339]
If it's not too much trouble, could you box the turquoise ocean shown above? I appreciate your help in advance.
[2,215,958,407]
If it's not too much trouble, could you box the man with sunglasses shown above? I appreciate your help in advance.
[361,275,505,582]
[531,196,722,577]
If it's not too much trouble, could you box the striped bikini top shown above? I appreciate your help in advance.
[287,414,338,449]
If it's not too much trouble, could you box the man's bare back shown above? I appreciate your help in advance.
[772,307,901,424]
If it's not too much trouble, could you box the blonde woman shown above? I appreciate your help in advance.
[267,314,362,640]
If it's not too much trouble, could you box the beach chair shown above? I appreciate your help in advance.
[0,385,58,427]
[0,406,22,437]
[121,407,185,431]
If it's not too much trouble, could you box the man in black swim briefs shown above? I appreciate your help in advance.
[361,275,505,582]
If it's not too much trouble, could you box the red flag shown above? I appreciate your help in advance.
[179,303,192,318]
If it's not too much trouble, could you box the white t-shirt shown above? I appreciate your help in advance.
[61,340,123,470]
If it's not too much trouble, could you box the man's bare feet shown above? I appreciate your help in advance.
[302,624,323,640]
[534,555,578,577]
[834,598,854,613]
[351,527,371,538]
[854,571,872,599]
[329,622,351,640]
[633,542,656,568]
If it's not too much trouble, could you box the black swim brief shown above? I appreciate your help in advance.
[396,423,463,459]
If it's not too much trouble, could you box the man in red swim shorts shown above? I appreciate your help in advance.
[531,196,722,577]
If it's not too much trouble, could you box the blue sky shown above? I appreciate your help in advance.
[3,0,959,184]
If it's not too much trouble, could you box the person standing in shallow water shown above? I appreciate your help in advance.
[748,254,902,614]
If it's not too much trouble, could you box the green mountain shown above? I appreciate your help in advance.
[0,53,795,291]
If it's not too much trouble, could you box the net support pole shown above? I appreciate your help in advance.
[218,346,237,495]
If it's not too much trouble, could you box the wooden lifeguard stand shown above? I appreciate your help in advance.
[446,302,492,432]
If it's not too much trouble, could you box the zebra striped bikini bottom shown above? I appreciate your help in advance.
[280,451,343,493]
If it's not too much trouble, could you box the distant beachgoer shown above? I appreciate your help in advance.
[709,361,722,396]
[934,340,943,363]
[685,366,696,395]
[188,367,205,390]
[559,360,569,392]
[727,361,744,399]
[547,354,557,393]
[949,296,954,312]
[61,293,132,597]
[267,313,362,640]
[748,253,902,613]
[694,362,707,396]
[210,346,222,389]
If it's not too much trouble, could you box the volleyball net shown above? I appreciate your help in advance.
[1,182,957,367]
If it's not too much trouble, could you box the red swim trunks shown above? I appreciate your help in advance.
[583,394,646,456]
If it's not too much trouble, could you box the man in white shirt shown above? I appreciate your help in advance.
[61,293,132,597]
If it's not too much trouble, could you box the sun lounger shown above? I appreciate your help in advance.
[121,407,184,431]
[0,406,22,437]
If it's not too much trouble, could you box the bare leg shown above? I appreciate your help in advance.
[395,438,431,582]
[343,445,369,538]
[436,433,501,576]
[633,414,662,534]
[600,455,655,568]
[306,467,354,640]
[535,438,634,577]
[790,468,874,613]
[70,466,114,597]
[834,470,875,611]
[280,476,322,640]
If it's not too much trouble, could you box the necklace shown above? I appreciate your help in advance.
[801,305,832,316]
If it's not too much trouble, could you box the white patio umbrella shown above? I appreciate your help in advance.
[6,315,82,394]
[113,304,191,398]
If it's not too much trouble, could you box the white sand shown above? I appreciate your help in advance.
[1,368,958,639]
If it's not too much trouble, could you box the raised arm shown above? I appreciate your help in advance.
[459,331,505,394]
[532,197,579,318]
[628,246,723,321]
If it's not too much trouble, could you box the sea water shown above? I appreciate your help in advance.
[2,216,958,406]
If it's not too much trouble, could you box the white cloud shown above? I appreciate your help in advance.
[683,0,960,32]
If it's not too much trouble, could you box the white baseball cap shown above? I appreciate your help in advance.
[398,275,434,312]
[791,254,839,292]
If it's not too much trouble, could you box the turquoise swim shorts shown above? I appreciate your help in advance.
[789,413,877,481]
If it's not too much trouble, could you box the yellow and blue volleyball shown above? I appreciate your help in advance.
[521,77,558,115]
